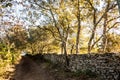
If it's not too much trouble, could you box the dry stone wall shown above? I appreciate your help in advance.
[43,53,120,80]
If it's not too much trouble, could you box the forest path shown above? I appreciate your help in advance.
[12,56,55,80]
[10,55,97,80]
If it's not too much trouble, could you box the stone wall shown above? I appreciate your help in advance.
[43,53,120,80]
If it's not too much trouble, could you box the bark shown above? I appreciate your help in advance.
[49,5,69,67]
[91,22,120,50]
[102,1,109,53]
[88,9,96,54]
[63,41,69,66]
[70,44,74,54]
[117,0,120,13]
[61,42,64,54]
[76,0,81,54]
[102,15,107,53]
[87,1,118,53]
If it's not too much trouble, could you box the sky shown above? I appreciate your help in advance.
[1,0,43,27]
[0,0,120,38]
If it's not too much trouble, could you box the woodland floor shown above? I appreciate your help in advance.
[4,55,98,80]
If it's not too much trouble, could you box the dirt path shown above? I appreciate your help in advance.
[11,55,98,80]
[12,56,54,80]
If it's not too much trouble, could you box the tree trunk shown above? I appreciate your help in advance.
[70,44,74,54]
[63,41,69,67]
[117,0,120,13]
[102,14,107,53]
[61,42,64,54]
[88,9,96,54]
[102,1,109,53]
[49,7,69,67]
[76,0,81,54]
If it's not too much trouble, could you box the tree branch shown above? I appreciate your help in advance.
[91,22,120,49]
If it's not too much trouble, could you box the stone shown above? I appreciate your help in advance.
[43,53,120,80]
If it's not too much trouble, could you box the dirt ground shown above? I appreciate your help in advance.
[8,55,98,80]
[12,56,55,80]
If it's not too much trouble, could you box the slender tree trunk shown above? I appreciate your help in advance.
[88,28,96,53]
[61,42,64,54]
[70,44,74,54]
[117,0,120,13]
[63,41,69,67]
[49,6,69,67]
[76,0,81,54]
[102,15,107,53]
[88,9,96,54]
[102,2,109,53]
[87,0,116,53]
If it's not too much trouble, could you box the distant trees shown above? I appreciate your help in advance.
[46,0,72,66]
[106,33,120,52]
[26,26,59,54]
[0,0,120,56]
[86,0,119,53]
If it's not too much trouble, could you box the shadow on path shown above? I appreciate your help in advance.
[12,55,54,80]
